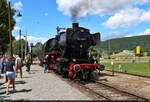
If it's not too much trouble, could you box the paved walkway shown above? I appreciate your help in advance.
[0,65,91,100]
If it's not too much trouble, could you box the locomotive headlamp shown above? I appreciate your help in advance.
[73,64,81,72]
[80,29,84,32]
[80,44,83,48]
[73,58,76,62]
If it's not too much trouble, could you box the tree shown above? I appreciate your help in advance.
[6,39,29,59]
[12,39,27,55]
[32,42,43,58]
[89,46,101,61]
[0,0,16,54]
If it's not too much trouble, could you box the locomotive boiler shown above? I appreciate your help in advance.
[42,23,105,80]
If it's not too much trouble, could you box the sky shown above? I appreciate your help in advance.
[10,0,150,45]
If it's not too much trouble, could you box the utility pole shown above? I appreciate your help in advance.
[108,40,111,59]
[8,1,13,57]
[21,40,24,60]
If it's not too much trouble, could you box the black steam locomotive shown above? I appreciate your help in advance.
[42,23,104,80]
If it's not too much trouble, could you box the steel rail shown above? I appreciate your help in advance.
[93,80,149,101]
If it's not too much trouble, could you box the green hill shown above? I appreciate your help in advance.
[100,35,150,52]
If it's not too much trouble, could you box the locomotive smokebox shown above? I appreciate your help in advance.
[72,23,79,30]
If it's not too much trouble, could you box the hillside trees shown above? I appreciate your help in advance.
[100,35,150,53]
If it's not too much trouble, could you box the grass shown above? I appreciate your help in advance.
[101,62,150,77]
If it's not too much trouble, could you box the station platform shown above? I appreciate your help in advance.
[0,65,91,100]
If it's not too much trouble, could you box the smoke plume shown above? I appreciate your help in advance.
[69,0,90,22]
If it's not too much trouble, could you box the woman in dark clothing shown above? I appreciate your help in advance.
[4,56,17,95]
[43,54,49,73]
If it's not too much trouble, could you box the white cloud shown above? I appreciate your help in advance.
[102,8,141,29]
[15,17,22,22]
[56,0,150,29]
[13,1,23,11]
[56,0,149,17]
[13,26,21,31]
[139,28,150,35]
[102,30,132,40]
[141,10,150,22]
[15,35,49,45]
[125,35,133,37]
[44,13,48,16]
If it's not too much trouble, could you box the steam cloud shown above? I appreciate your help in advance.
[56,0,148,22]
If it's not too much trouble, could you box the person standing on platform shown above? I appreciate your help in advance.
[25,54,31,73]
[0,54,3,78]
[43,54,49,73]
[15,55,23,78]
[4,56,17,95]
[3,54,9,82]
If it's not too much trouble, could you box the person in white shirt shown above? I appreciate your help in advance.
[15,55,23,78]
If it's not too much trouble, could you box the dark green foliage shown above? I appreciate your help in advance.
[12,39,27,55]
[147,50,150,56]
[32,42,43,58]
[0,0,16,54]
[149,59,150,67]
[100,35,150,52]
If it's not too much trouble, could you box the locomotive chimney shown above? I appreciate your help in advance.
[72,23,79,30]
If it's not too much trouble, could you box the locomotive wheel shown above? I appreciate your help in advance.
[89,72,95,80]
[56,62,62,75]
[80,70,91,81]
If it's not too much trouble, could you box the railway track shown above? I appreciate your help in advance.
[83,80,148,101]
[51,71,148,101]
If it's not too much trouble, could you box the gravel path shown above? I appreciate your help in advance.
[0,65,91,100]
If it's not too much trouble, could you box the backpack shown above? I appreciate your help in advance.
[16,58,22,68]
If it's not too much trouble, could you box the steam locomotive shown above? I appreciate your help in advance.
[42,23,105,80]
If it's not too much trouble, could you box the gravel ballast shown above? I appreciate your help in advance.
[0,65,91,100]
[98,70,150,99]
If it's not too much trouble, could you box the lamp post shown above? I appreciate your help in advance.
[24,35,27,57]
[8,1,13,57]
[30,43,33,64]
[18,12,22,58]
